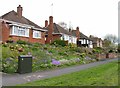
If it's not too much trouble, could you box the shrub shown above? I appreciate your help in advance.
[17,40,28,44]
[93,47,103,53]
[2,57,18,73]
[6,38,14,43]
[68,43,77,48]
[92,48,101,53]
[51,39,67,47]
[109,50,113,53]
[80,53,86,58]
[2,43,8,47]
[33,43,41,47]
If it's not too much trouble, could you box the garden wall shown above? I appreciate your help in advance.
[106,53,117,59]
[96,53,117,60]
[96,54,106,60]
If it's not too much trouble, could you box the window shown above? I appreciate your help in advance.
[69,36,71,40]
[33,30,41,38]
[10,26,29,37]
[87,40,89,44]
[72,37,76,44]
[89,41,92,45]
[80,39,84,44]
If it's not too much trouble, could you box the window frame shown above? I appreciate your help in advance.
[33,30,41,38]
[10,25,29,37]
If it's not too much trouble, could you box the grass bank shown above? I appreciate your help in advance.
[18,61,118,86]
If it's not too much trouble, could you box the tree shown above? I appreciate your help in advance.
[58,21,73,31]
[104,34,118,44]
[103,39,111,47]
[58,22,67,29]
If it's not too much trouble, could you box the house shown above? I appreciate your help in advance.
[72,28,93,48]
[89,35,103,48]
[0,5,47,44]
[44,16,77,44]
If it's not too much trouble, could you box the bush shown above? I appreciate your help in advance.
[51,39,67,47]
[33,43,41,47]
[68,43,77,48]
[17,40,28,44]
[92,47,102,53]
[2,57,18,73]
[80,53,86,58]
[6,38,14,43]
[109,50,113,53]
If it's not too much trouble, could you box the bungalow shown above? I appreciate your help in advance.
[89,35,103,48]
[44,16,77,44]
[72,27,93,48]
[0,5,47,44]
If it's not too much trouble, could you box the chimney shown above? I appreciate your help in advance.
[46,16,53,43]
[48,16,53,35]
[76,27,79,31]
[49,16,53,25]
[17,5,23,18]
[76,27,80,39]
[69,28,71,32]
[45,20,48,27]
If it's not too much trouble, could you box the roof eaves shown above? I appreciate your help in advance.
[32,27,47,32]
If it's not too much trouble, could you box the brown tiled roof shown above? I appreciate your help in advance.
[80,32,90,40]
[71,30,76,36]
[71,30,91,40]
[54,23,72,35]
[89,36,103,44]
[45,23,76,37]
[0,10,43,29]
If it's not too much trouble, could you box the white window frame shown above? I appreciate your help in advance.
[10,25,29,37]
[87,40,89,44]
[33,30,41,38]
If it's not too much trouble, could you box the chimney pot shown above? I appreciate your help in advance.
[17,5,23,18]
[69,28,71,32]
[49,16,53,24]
[45,20,48,27]
[76,27,79,30]
[76,26,80,39]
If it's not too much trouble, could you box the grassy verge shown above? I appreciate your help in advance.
[17,61,118,86]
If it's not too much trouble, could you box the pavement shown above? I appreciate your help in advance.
[1,58,119,86]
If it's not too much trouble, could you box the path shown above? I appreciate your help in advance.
[2,58,119,86]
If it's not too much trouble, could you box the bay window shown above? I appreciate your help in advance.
[10,26,29,37]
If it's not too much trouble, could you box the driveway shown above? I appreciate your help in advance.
[2,58,119,86]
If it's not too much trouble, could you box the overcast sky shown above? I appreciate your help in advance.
[0,0,119,39]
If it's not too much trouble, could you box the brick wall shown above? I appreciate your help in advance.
[96,53,106,59]
[1,21,45,44]
[2,21,10,42]
[106,53,117,58]
[29,29,45,44]
[52,34,61,41]
[96,53,117,60]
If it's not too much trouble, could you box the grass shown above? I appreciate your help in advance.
[17,61,118,86]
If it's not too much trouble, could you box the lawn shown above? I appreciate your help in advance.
[18,61,118,86]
